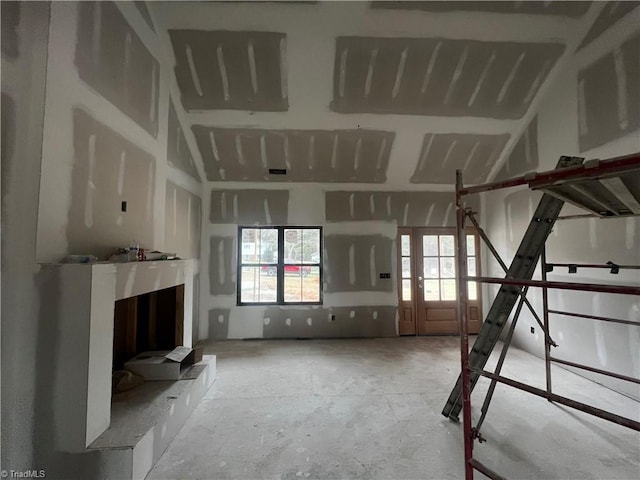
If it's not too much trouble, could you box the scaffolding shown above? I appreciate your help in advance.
[451,152,640,480]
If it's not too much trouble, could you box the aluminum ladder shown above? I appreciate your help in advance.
[442,155,584,421]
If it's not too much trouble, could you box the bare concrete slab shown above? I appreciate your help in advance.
[331,36,564,119]
[147,337,640,480]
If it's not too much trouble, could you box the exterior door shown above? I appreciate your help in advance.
[397,228,482,335]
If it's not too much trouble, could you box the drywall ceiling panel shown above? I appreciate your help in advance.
[371,1,590,17]
[69,109,155,259]
[578,1,640,50]
[76,2,160,137]
[331,37,564,119]
[495,117,538,181]
[578,32,640,152]
[325,191,481,226]
[410,133,509,184]
[169,30,287,111]
[193,126,394,182]
[167,100,201,182]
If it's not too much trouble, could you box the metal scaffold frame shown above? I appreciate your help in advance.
[453,152,640,480]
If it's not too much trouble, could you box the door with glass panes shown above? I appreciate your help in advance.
[398,228,482,335]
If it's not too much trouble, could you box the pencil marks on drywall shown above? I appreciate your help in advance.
[578,32,640,151]
[331,36,564,119]
[1,1,20,59]
[324,235,393,292]
[209,237,235,295]
[410,133,509,184]
[262,306,397,338]
[169,30,288,111]
[495,117,538,181]
[164,181,202,259]
[210,190,288,224]
[167,100,200,182]
[75,2,160,137]
[371,1,590,17]
[69,109,155,259]
[193,127,394,182]
[325,191,480,226]
[578,2,640,50]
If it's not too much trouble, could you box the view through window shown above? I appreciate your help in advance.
[238,226,322,304]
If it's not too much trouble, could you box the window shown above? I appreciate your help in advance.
[238,226,322,305]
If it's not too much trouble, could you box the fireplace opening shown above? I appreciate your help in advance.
[112,284,185,371]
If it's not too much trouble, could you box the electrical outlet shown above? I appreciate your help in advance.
[330,314,336,321]
[530,326,535,334]
[379,273,391,279]
[121,201,127,212]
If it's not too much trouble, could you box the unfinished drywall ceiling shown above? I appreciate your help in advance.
[578,1,640,50]
[169,30,287,111]
[331,37,564,119]
[150,1,605,188]
[371,1,591,17]
[410,133,509,183]
[193,126,393,182]
[578,32,640,152]
[495,117,538,181]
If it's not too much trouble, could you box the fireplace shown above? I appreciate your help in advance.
[113,284,185,370]
[43,259,197,453]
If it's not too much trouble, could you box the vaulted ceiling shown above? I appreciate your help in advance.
[148,1,616,188]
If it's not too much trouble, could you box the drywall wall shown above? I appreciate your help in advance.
[37,1,203,263]
[164,181,202,259]
[1,2,204,478]
[1,1,50,471]
[202,186,477,341]
[484,12,640,399]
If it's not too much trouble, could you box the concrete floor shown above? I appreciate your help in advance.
[147,337,640,480]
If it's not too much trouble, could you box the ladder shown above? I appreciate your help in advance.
[442,156,584,421]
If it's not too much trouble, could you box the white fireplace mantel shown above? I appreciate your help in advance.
[41,259,196,453]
